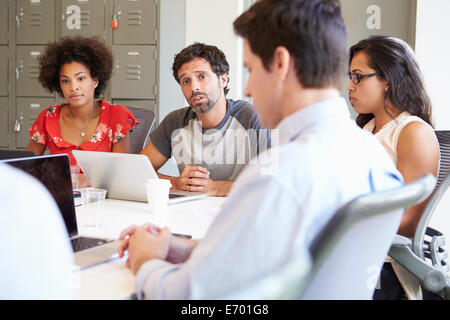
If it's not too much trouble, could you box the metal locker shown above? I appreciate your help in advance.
[112,99,156,112]
[15,97,55,148]
[16,0,55,45]
[16,45,52,97]
[111,45,156,99]
[112,0,157,45]
[0,98,8,148]
[0,46,8,96]
[61,0,106,38]
[0,1,8,45]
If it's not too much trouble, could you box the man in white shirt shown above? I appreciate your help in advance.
[117,0,403,299]
[0,163,74,299]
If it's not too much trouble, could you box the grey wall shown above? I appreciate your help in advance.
[340,0,417,117]
[157,0,186,176]
[158,0,186,123]
[341,0,416,49]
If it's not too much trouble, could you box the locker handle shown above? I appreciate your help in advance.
[112,15,118,29]
[14,120,21,133]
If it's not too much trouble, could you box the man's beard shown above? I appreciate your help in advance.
[190,92,219,114]
[190,96,214,114]
[189,78,222,114]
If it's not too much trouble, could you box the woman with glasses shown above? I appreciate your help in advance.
[348,35,440,300]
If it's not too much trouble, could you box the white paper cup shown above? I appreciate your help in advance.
[80,188,107,228]
[146,179,172,224]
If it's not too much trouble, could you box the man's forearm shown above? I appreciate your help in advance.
[157,173,233,196]
[209,180,233,197]
[166,238,200,264]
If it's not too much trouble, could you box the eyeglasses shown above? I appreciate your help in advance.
[348,72,379,85]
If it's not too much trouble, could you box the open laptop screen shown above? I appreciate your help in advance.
[2,154,78,237]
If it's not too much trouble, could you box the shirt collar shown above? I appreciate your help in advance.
[276,97,350,145]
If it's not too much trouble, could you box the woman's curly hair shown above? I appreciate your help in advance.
[38,36,113,98]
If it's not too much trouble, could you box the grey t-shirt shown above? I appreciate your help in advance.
[150,99,270,180]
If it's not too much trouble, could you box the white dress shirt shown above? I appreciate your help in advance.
[0,164,74,299]
[135,97,403,299]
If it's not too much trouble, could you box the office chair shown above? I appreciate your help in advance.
[388,130,450,299]
[220,250,312,300]
[301,174,436,300]
[127,107,156,154]
[218,175,435,300]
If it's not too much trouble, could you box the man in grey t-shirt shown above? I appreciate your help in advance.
[141,43,269,196]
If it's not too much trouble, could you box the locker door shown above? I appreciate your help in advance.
[15,97,55,148]
[0,46,8,96]
[113,0,157,45]
[16,0,55,45]
[111,45,156,99]
[16,45,52,97]
[61,0,106,38]
[0,1,8,45]
[0,98,8,148]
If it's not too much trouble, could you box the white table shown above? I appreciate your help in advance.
[72,197,226,300]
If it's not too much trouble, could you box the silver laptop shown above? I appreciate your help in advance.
[2,154,119,269]
[72,150,207,204]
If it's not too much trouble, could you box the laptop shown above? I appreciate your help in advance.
[72,150,207,204]
[1,154,119,269]
[0,149,37,160]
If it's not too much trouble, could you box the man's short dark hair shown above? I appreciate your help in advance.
[172,42,230,95]
[234,0,348,90]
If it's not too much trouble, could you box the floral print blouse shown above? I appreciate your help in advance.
[29,100,138,166]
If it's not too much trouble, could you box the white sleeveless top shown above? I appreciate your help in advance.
[363,111,427,165]
[364,111,428,299]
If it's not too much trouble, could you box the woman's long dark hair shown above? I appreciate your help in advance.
[350,35,433,128]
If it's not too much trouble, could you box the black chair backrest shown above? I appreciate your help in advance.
[412,130,450,259]
[127,107,155,154]
[0,149,37,160]
[435,131,450,188]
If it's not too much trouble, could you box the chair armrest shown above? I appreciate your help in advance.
[391,234,412,247]
[389,244,448,293]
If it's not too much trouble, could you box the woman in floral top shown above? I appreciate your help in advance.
[27,36,138,169]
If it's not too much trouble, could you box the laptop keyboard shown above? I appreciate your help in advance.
[71,237,113,252]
